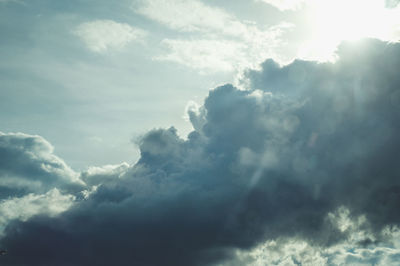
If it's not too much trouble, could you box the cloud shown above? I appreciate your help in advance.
[1,39,400,265]
[241,38,400,231]
[386,0,400,8]
[0,189,75,235]
[135,0,293,72]
[74,20,146,53]
[134,0,248,36]
[228,226,400,265]
[257,0,400,11]
[256,0,306,11]
[230,208,400,265]
[80,162,129,187]
[0,132,80,237]
[156,39,246,72]
[0,132,84,199]
[156,23,290,72]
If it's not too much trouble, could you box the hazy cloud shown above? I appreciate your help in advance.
[386,0,400,8]
[256,0,306,11]
[134,0,248,36]
[135,0,292,72]
[156,39,246,72]
[74,20,146,53]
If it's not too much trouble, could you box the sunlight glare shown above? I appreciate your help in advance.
[300,0,400,61]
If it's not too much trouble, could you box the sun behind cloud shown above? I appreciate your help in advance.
[298,0,400,60]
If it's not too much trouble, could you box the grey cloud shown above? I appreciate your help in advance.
[244,39,400,231]
[1,39,400,265]
[0,132,85,199]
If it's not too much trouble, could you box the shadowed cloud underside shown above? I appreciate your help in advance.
[0,39,400,265]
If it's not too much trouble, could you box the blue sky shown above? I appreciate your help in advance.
[1,0,400,265]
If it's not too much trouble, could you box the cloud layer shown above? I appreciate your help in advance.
[1,39,400,265]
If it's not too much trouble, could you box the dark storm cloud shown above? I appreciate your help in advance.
[0,132,85,198]
[245,39,400,230]
[1,38,400,265]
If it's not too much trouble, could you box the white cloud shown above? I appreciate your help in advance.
[134,0,248,37]
[0,189,75,234]
[85,163,129,177]
[134,0,293,72]
[74,20,146,53]
[232,238,400,265]
[80,162,129,186]
[256,0,400,61]
[299,0,400,61]
[386,0,400,8]
[256,0,306,11]
[155,22,292,73]
[156,39,246,72]
[230,208,400,265]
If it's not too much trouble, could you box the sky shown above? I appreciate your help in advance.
[1,0,400,265]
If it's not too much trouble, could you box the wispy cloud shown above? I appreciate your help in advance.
[134,0,293,72]
[386,0,400,8]
[134,0,248,36]
[156,39,246,72]
[74,20,146,53]
[256,0,306,11]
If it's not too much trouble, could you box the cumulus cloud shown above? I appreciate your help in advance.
[80,162,129,187]
[0,132,84,198]
[1,39,400,265]
[0,132,81,240]
[227,226,400,265]
[74,20,146,53]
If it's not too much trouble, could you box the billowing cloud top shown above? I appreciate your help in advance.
[0,132,84,198]
[1,39,400,265]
